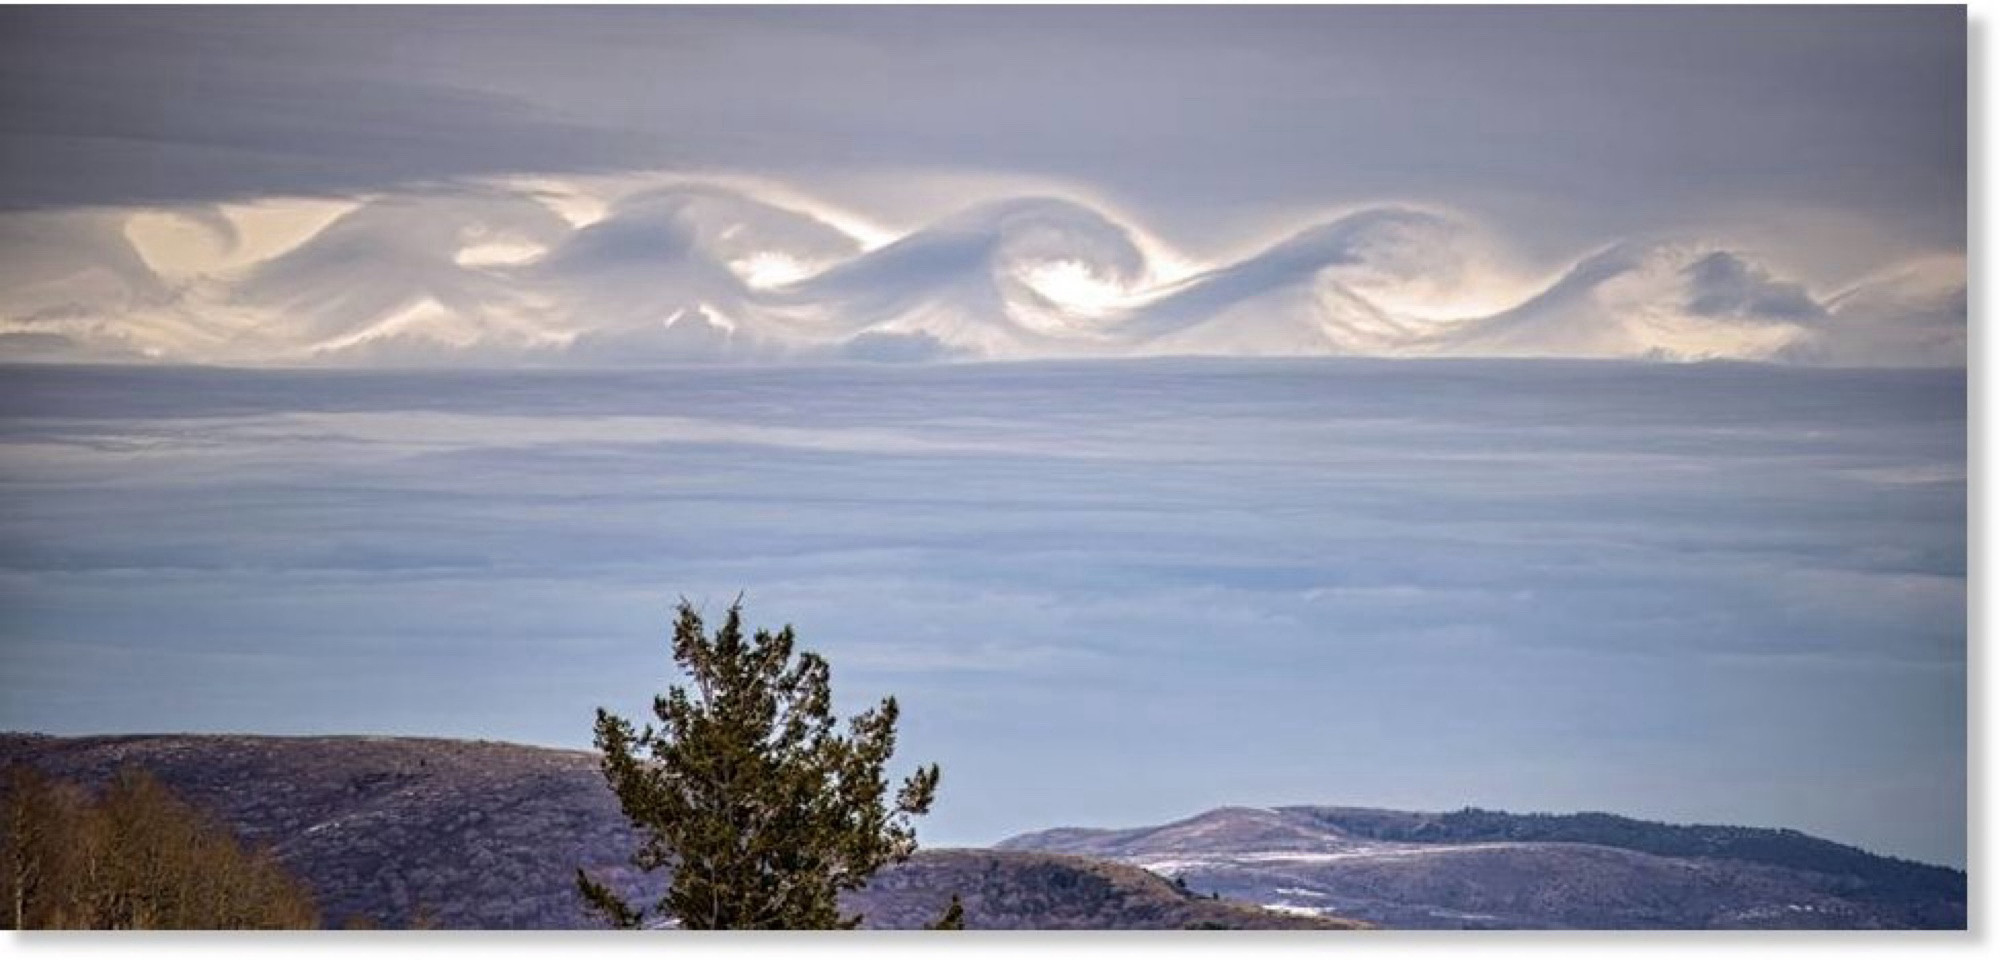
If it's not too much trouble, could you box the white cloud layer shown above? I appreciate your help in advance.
[0,179,1965,368]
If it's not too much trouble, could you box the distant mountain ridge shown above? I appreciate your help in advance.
[0,733,1349,930]
[1289,806,1961,906]
[1,733,1961,929]
[999,805,1966,929]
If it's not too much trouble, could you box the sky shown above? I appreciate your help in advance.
[0,5,1967,367]
[0,6,1970,867]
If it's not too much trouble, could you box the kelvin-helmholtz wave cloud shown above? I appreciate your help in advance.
[0,178,1965,368]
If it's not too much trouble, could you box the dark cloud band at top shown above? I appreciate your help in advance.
[0,5,1964,257]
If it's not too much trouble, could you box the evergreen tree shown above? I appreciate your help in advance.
[926,893,966,930]
[577,598,943,929]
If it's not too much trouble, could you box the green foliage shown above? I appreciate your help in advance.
[927,893,966,930]
[1,764,319,929]
[577,598,942,929]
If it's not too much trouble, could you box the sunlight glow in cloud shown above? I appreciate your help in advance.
[0,177,1966,368]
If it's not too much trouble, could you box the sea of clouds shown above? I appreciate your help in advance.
[0,358,1965,866]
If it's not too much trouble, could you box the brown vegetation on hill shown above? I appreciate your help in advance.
[2,763,318,929]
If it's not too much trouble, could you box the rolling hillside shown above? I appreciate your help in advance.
[1000,805,1966,929]
[0,733,1349,930]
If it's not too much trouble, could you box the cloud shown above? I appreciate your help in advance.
[0,8,1964,367]
[0,210,167,321]
[1681,252,1826,322]
[1793,256,1969,368]
[0,8,1962,280]
[0,358,1965,863]
[0,180,1967,367]
[1427,243,1822,362]
[232,190,575,353]
[840,331,957,364]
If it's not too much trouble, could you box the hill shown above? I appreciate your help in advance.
[7,732,1959,929]
[0,733,1348,930]
[999,805,1966,929]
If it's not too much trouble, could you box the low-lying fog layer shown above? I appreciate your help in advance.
[0,358,1965,866]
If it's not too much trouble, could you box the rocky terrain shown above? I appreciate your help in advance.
[0,733,1348,930]
[999,805,1967,929]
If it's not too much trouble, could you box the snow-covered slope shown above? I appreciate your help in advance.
[997,805,1966,929]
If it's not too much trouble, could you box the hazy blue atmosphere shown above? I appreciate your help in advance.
[0,360,1965,866]
[0,5,1968,877]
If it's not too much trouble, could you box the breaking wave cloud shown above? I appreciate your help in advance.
[0,177,1965,367]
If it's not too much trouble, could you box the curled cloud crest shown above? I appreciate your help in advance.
[1432,242,1837,362]
[0,179,1964,368]
[1124,206,1471,354]
[1793,256,1967,368]
[596,186,863,284]
[771,196,1152,354]
[232,191,575,354]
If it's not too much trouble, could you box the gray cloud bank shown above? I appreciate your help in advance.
[0,360,1966,865]
[0,7,1962,241]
